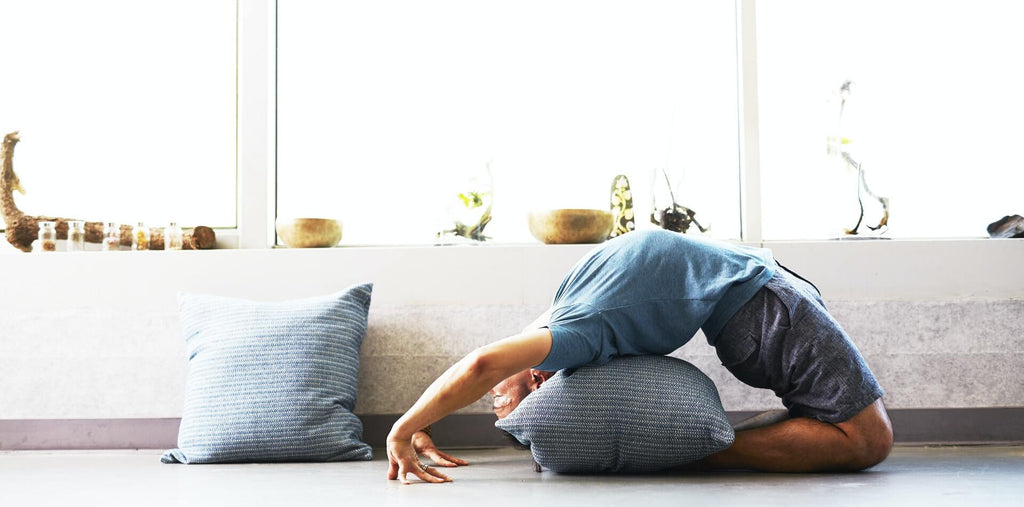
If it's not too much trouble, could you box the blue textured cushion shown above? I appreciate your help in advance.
[495,355,734,473]
[161,284,374,464]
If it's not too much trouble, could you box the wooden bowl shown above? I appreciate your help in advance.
[276,218,343,248]
[528,209,614,244]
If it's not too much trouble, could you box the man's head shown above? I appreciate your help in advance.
[490,369,554,419]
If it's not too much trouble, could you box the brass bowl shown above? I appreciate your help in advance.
[276,218,343,248]
[528,209,614,244]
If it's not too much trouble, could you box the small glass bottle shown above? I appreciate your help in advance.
[102,222,120,251]
[67,220,86,252]
[166,222,183,250]
[150,226,164,250]
[132,222,150,251]
[37,221,57,252]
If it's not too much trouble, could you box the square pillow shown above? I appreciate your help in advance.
[161,284,374,464]
[496,355,734,473]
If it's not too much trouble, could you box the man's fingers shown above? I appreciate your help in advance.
[431,456,457,467]
[397,462,448,484]
[435,451,469,466]
[422,448,469,467]
[411,465,448,484]
[422,450,456,467]
[388,437,451,484]
[397,462,414,485]
[423,465,453,482]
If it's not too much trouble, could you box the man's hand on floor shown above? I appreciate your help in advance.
[412,430,469,468]
[387,433,454,484]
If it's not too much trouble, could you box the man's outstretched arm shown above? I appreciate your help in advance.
[386,328,552,484]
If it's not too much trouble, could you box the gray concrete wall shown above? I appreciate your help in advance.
[1,240,1022,449]
[359,299,1024,416]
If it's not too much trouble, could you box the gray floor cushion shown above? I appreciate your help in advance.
[497,355,734,473]
[162,284,374,463]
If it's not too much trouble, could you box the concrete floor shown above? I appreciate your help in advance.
[1,446,1021,507]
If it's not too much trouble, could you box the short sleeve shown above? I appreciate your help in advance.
[536,319,607,372]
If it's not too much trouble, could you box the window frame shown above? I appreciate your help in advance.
[211,0,1024,250]
[250,0,756,249]
[5,1,1013,249]
[0,0,240,243]
[1,0,1020,298]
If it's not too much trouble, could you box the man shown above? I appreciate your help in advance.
[387,230,892,484]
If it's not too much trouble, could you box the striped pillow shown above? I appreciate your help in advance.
[496,355,734,473]
[161,284,374,464]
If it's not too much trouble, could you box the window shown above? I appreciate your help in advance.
[0,0,237,232]
[277,0,740,245]
[757,0,1024,240]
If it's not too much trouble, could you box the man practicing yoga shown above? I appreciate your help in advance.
[387,229,893,484]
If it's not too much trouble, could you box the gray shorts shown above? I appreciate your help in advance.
[714,267,884,424]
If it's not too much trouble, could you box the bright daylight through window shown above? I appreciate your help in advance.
[277,0,741,245]
[0,0,237,251]
[757,0,1024,240]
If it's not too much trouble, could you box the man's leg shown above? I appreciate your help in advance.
[731,409,790,432]
[704,399,893,472]
[710,267,890,472]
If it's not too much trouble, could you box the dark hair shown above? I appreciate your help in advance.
[501,430,542,472]
[500,430,531,450]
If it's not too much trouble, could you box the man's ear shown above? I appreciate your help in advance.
[527,369,555,391]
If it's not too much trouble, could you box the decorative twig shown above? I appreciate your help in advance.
[1,131,216,252]
[840,152,889,235]
[834,81,889,236]
[650,168,708,234]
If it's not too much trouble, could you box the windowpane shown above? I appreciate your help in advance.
[0,0,237,231]
[757,0,1024,239]
[278,0,740,245]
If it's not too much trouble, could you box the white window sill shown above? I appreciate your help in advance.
[2,233,1021,310]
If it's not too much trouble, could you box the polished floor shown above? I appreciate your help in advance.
[1,446,1021,506]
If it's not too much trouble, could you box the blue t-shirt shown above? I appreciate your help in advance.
[536,230,776,372]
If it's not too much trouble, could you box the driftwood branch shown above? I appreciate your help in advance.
[2,132,216,252]
[840,151,890,235]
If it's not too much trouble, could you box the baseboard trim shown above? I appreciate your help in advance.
[0,417,182,451]
[2,408,1022,451]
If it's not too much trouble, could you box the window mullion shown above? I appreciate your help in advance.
[737,0,763,245]
[236,0,275,249]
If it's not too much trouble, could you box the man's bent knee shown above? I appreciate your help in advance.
[846,427,893,471]
[838,399,893,470]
